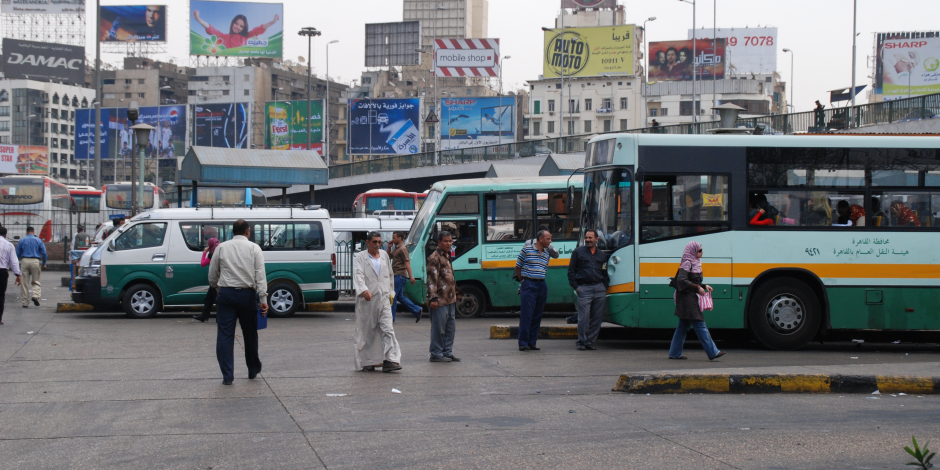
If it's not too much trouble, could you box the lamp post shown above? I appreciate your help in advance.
[130,123,154,216]
[325,39,338,166]
[298,27,321,156]
[783,48,794,112]
[499,55,511,150]
[433,5,447,165]
[25,110,36,176]
[94,0,101,188]
[849,0,857,127]
[679,0,697,131]
[542,26,579,145]
[643,17,656,127]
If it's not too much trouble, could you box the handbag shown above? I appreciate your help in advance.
[697,292,714,312]
[257,307,267,330]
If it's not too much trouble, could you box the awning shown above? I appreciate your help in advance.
[829,85,867,103]
[180,147,328,188]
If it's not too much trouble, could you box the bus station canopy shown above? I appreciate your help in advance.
[180,147,328,188]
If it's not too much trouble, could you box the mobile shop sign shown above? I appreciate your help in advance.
[1,0,84,14]
[440,97,514,150]
[543,25,634,78]
[434,38,500,77]
[1,39,85,86]
[877,36,940,100]
[347,99,421,156]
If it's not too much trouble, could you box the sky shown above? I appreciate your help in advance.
[90,0,940,113]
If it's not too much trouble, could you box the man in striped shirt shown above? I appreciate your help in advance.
[514,230,552,351]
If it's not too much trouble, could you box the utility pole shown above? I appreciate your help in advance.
[713,1,717,120]
[298,27,321,156]
[326,40,338,166]
[94,0,102,187]
[850,0,857,127]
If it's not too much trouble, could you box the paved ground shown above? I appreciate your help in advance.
[2,285,940,469]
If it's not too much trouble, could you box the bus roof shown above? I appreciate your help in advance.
[430,176,583,193]
[331,217,414,231]
[589,133,940,149]
[69,189,102,195]
[130,207,331,222]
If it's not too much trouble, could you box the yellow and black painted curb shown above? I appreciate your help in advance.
[56,302,95,312]
[614,373,940,394]
[490,325,631,340]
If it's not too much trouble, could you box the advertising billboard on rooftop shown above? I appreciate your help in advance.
[0,145,48,175]
[1,0,84,14]
[195,103,250,149]
[876,34,940,101]
[561,0,616,8]
[649,39,725,81]
[76,106,186,160]
[190,0,283,58]
[440,97,514,150]
[1,39,85,86]
[348,99,421,156]
[100,5,167,42]
[264,101,322,153]
[543,25,634,78]
[691,27,777,75]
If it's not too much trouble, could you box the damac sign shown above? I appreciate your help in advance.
[1,39,85,86]
[545,35,590,76]
[5,54,82,70]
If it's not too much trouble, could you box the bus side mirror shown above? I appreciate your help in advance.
[107,239,116,252]
[567,185,575,210]
[643,181,653,207]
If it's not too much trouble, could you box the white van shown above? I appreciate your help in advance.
[331,217,413,293]
[73,207,337,318]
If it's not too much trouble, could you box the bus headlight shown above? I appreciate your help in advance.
[82,263,101,277]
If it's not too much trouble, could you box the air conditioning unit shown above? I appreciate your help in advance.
[124,84,130,88]
[549,111,555,116]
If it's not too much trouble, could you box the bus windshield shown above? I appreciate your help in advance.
[72,194,101,212]
[405,189,442,246]
[582,168,633,252]
[106,185,154,209]
[366,195,416,212]
[0,178,44,205]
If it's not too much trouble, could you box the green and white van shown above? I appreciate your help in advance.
[72,207,338,318]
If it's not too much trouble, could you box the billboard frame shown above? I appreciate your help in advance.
[189,0,284,58]
[365,21,421,67]
[99,5,168,43]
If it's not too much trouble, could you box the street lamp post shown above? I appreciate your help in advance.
[499,55,510,151]
[130,123,154,216]
[433,5,447,165]
[25,110,36,175]
[325,40,338,166]
[298,27,321,157]
[783,48,794,112]
[679,0,697,131]
[542,26,580,147]
[643,17,656,127]
[849,0,857,127]
[94,0,101,188]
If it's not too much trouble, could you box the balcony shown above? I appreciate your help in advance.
[595,108,613,115]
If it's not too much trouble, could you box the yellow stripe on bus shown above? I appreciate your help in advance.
[607,283,635,294]
[640,263,732,278]
[481,259,571,269]
[640,262,940,280]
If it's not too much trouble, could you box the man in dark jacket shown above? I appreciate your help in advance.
[567,230,609,350]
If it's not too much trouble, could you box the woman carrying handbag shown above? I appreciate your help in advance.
[193,237,221,323]
[668,241,726,361]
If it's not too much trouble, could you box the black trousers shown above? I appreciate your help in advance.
[216,287,261,382]
[198,287,217,320]
[0,269,7,322]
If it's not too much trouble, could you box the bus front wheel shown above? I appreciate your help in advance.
[748,278,821,350]
[455,285,486,318]
[123,283,161,318]
[268,282,300,317]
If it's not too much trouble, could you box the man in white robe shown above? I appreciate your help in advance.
[352,231,402,372]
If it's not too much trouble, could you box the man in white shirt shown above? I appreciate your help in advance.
[208,219,268,385]
[160,122,173,158]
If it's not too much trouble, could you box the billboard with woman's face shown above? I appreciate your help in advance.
[190,0,282,57]
[100,5,167,42]
[648,39,725,81]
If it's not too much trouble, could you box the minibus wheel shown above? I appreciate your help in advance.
[748,278,821,350]
[268,282,300,317]
[455,285,486,318]
[123,283,160,318]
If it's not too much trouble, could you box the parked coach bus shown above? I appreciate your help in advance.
[165,187,268,208]
[102,183,169,212]
[578,133,940,350]
[353,189,426,217]
[403,176,583,317]
[0,175,72,241]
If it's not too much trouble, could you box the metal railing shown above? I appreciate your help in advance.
[330,92,940,180]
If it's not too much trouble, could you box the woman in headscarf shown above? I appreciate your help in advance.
[668,241,726,360]
[891,201,922,227]
[193,236,221,323]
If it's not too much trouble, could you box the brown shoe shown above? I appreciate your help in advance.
[361,366,376,372]
[709,351,727,361]
[382,360,402,372]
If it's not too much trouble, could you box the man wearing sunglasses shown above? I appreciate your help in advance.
[352,232,402,372]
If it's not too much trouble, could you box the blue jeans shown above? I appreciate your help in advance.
[669,319,721,359]
[518,279,547,348]
[392,274,422,321]
[216,288,262,382]
[429,303,456,359]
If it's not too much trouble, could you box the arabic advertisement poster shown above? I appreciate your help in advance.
[264,101,322,153]
[440,97,514,150]
[195,103,250,149]
[75,108,112,160]
[190,0,283,57]
[543,25,634,78]
[648,38,725,81]
[348,98,422,156]
[880,36,940,100]
[99,5,167,43]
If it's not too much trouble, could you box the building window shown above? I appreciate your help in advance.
[244,89,250,96]
[602,98,612,110]
[584,120,592,133]
[620,119,628,131]
[680,101,699,116]
[534,100,540,114]
[244,74,250,81]
[125,93,132,98]
[124,79,132,84]
[51,123,58,133]
[584,99,592,111]
[0,136,9,144]
[137,93,145,98]
[61,138,68,148]
[568,120,575,134]
[52,139,58,148]
[222,90,230,96]
[190,76,209,82]
[548,100,555,112]
[72,97,78,106]
[569,100,576,113]
[52,94,59,104]
[0,106,9,117]
[51,153,57,163]
[0,121,9,131]
[620,97,628,109]
[661,108,669,116]
[533,121,541,136]
[138,79,145,85]
[548,121,555,134]
[603,119,611,132]
[104,93,116,99]
[222,76,231,82]
[103,79,115,85]
[51,109,58,119]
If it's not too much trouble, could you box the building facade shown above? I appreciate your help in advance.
[100,58,191,109]
[645,73,787,126]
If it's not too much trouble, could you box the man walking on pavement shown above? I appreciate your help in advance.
[427,231,460,363]
[567,230,609,351]
[0,227,22,324]
[515,230,552,351]
[16,226,45,308]
[353,231,402,372]
[388,231,422,323]
[208,219,268,385]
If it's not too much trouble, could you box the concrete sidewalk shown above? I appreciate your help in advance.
[616,362,940,394]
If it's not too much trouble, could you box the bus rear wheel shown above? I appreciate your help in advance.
[268,282,300,318]
[455,285,486,318]
[748,278,821,350]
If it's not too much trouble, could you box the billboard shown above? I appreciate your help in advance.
[195,103,249,148]
[1,39,85,86]
[100,5,167,42]
[0,145,48,175]
[75,106,186,160]
[190,0,283,57]
[365,21,421,67]
[0,0,83,14]
[562,0,616,8]
[876,34,940,100]
[691,27,777,75]
[649,39,725,81]
[440,97,514,150]
[348,99,421,156]
[435,38,500,77]
[543,25,634,78]
[263,101,322,153]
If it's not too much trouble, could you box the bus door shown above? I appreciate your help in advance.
[425,218,481,273]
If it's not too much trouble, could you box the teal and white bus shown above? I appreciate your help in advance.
[579,133,940,349]
[403,176,582,317]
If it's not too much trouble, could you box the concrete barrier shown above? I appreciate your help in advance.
[614,373,940,394]
[490,324,632,340]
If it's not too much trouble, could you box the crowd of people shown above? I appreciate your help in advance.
[747,192,923,228]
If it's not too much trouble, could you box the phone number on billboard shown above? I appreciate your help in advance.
[727,36,774,47]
